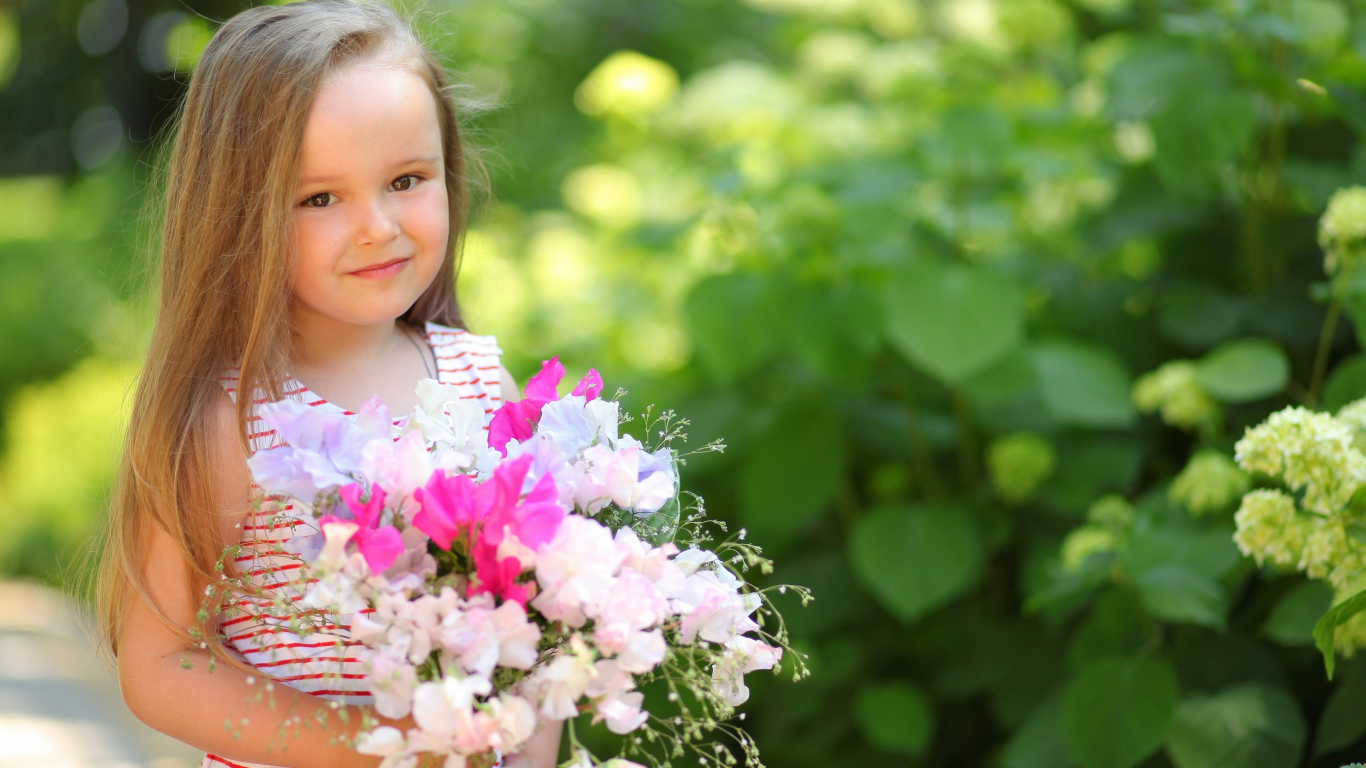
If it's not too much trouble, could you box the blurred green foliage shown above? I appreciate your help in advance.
[12,0,1366,765]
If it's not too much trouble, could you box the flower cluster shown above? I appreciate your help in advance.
[1320,185,1366,276]
[215,357,802,767]
[1170,450,1249,516]
[1231,402,1366,655]
[986,431,1055,505]
[1132,361,1221,433]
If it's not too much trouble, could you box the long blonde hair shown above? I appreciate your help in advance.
[96,0,481,661]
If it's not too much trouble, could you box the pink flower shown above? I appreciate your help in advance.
[487,356,605,456]
[318,483,404,575]
[413,455,566,606]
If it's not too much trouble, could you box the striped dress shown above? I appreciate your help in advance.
[202,322,503,768]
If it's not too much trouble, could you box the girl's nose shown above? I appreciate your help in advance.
[351,195,401,246]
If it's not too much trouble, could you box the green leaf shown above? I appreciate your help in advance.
[882,260,1024,386]
[1031,340,1136,429]
[1125,527,1241,582]
[1315,589,1366,679]
[739,404,845,539]
[1150,88,1257,199]
[1060,656,1179,768]
[1263,581,1334,647]
[854,681,936,758]
[1003,689,1074,768]
[684,273,780,382]
[849,502,984,623]
[1314,658,1366,757]
[1131,564,1227,629]
[1165,684,1305,768]
[1194,339,1290,403]
[1325,355,1366,412]
[1157,280,1242,350]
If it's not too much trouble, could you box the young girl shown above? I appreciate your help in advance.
[98,3,561,766]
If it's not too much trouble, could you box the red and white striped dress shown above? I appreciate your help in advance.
[202,323,503,768]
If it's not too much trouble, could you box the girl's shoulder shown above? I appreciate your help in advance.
[423,321,502,358]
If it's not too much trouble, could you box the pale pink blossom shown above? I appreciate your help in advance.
[531,515,625,627]
[615,628,667,674]
[592,571,669,655]
[673,570,761,645]
[368,650,419,718]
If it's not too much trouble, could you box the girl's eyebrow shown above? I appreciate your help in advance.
[298,156,441,186]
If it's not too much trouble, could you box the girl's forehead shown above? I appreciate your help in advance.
[298,64,442,179]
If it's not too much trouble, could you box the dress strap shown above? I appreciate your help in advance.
[423,322,504,428]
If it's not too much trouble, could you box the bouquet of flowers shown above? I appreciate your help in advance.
[205,358,808,768]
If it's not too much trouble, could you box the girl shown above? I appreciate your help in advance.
[97,3,562,766]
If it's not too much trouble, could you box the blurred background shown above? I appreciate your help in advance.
[6,0,1366,766]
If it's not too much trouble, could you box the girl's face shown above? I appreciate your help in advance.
[291,63,449,328]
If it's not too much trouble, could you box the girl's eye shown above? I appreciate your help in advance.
[303,192,335,209]
[391,175,417,192]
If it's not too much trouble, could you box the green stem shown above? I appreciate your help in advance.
[1310,288,1344,407]
[900,386,947,499]
[952,391,978,489]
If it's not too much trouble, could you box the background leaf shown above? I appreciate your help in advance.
[1194,338,1290,403]
[1032,340,1137,429]
[854,681,935,758]
[739,403,845,539]
[1060,656,1179,768]
[882,261,1025,386]
[849,502,984,623]
[1165,684,1305,768]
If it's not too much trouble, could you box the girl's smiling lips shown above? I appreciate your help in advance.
[348,256,411,280]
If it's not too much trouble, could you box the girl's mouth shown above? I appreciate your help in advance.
[349,257,411,280]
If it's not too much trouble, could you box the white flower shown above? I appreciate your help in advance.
[709,636,782,707]
[356,725,407,758]
[672,548,719,576]
[527,646,595,720]
[538,395,619,457]
[487,693,538,754]
[409,673,495,755]
[408,381,489,454]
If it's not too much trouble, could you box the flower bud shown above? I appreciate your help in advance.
[987,432,1056,504]
[1133,361,1221,432]
[1170,450,1250,515]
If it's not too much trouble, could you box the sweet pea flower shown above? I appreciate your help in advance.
[367,649,420,719]
[531,515,626,627]
[317,483,405,575]
[586,659,648,734]
[437,596,542,678]
[527,644,595,720]
[361,430,432,511]
[538,395,620,457]
[615,628,667,674]
[592,571,670,656]
[488,357,606,455]
[673,569,762,646]
[247,401,370,499]
[576,444,675,515]
[710,636,783,707]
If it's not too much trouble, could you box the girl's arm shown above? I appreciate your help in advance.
[497,364,565,768]
[117,390,393,768]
